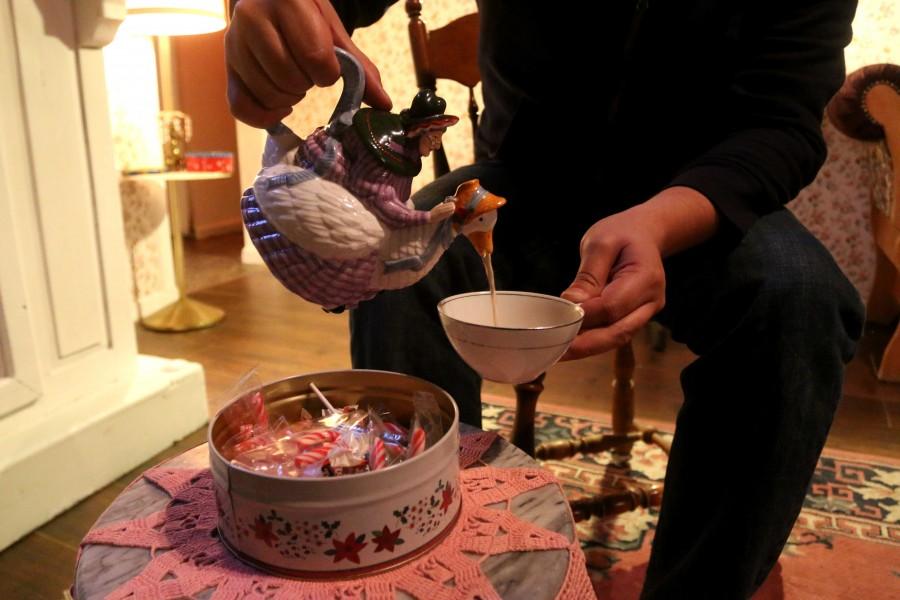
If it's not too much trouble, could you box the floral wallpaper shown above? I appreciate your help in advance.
[844,0,900,74]
[788,116,892,303]
[786,0,898,305]
[283,0,480,195]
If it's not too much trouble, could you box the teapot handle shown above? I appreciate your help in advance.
[264,47,365,142]
[326,47,365,136]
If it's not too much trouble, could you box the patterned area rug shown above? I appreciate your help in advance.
[481,398,900,600]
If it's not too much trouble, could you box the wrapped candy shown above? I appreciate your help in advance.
[411,391,444,447]
[370,437,386,470]
[294,442,335,468]
[223,381,445,478]
[408,420,426,458]
[295,429,340,449]
[367,407,408,468]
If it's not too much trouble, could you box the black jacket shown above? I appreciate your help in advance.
[334,0,857,236]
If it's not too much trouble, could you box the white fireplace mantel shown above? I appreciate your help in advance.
[0,0,207,550]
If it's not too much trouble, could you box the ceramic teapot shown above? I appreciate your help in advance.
[241,49,505,311]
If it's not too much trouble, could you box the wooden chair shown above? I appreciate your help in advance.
[826,64,900,381]
[406,0,668,521]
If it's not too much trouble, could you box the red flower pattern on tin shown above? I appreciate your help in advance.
[328,532,368,564]
[440,483,454,514]
[252,516,278,547]
[372,526,403,553]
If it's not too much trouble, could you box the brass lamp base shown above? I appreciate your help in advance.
[141,296,225,332]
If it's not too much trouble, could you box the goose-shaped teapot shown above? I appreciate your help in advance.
[241,49,505,311]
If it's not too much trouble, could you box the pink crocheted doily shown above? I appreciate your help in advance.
[78,432,593,599]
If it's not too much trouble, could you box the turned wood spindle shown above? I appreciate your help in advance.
[610,342,636,465]
[570,484,663,522]
[512,373,545,457]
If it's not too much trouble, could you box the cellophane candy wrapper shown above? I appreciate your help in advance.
[224,379,444,478]
[227,369,269,426]
[219,368,270,457]
[228,416,298,476]
[324,407,371,476]
[412,391,444,447]
[368,408,407,468]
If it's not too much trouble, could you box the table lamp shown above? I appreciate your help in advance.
[120,0,231,332]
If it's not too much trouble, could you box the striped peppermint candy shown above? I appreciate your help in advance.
[295,429,339,449]
[370,437,386,470]
[408,426,425,458]
[249,391,268,427]
[294,442,335,467]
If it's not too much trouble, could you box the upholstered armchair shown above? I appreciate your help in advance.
[789,64,900,380]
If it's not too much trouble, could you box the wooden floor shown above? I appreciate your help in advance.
[3,232,899,599]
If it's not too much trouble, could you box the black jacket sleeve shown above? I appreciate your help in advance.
[667,0,857,233]
[229,1,397,33]
[330,0,398,34]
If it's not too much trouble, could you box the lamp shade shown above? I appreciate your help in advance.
[122,0,226,36]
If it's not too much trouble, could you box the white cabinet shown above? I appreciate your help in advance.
[0,0,207,551]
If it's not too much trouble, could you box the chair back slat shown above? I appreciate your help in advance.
[426,14,480,89]
[406,2,480,176]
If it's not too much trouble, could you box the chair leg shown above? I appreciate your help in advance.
[610,342,636,466]
[535,342,650,461]
[534,342,640,461]
[569,483,664,522]
[533,342,670,521]
[536,428,660,460]
[877,325,900,382]
[511,373,546,457]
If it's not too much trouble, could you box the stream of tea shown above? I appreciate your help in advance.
[482,254,498,326]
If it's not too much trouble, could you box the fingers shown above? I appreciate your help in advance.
[227,0,305,126]
[559,222,666,361]
[228,37,305,110]
[427,202,456,222]
[250,19,316,96]
[579,249,665,330]
[561,302,659,361]
[226,0,392,128]
[227,65,293,128]
[276,0,342,87]
[560,236,619,305]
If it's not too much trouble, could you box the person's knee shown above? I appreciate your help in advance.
[745,213,865,360]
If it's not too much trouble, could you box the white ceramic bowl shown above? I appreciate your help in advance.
[438,291,585,384]
[209,370,460,577]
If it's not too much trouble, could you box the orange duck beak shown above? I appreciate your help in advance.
[452,179,506,257]
[466,230,494,256]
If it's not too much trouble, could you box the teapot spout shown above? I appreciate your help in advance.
[466,230,494,257]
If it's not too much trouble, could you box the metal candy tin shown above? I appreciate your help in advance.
[208,370,461,577]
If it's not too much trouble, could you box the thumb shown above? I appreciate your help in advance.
[360,62,392,111]
[561,241,616,304]
[334,40,392,111]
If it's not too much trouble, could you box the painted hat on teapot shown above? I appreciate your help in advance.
[401,90,459,137]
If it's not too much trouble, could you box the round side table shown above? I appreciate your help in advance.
[74,430,579,599]
[123,169,233,332]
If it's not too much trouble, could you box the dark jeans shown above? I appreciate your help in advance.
[349,162,865,598]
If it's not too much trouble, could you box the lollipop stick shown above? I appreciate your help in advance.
[309,382,337,414]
